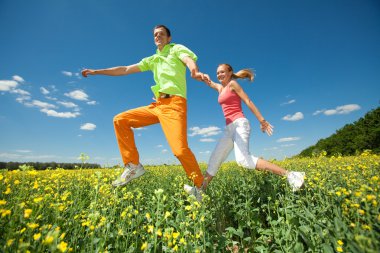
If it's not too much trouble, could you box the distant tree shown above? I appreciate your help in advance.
[299,107,380,157]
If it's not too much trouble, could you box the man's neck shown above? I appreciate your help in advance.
[157,43,170,51]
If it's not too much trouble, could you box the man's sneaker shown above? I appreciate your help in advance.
[184,184,203,202]
[287,171,305,192]
[112,163,146,187]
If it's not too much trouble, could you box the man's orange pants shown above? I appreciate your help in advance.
[113,96,204,188]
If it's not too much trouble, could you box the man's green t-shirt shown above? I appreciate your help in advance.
[138,43,197,99]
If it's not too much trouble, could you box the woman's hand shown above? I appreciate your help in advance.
[260,120,274,136]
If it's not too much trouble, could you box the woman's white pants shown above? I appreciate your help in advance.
[206,118,259,176]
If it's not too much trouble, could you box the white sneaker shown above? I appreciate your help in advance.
[112,163,146,187]
[287,171,305,192]
[184,184,203,202]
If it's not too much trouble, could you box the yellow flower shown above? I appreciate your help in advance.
[337,246,343,252]
[33,197,43,203]
[358,209,365,215]
[145,213,151,220]
[6,239,14,247]
[33,180,39,189]
[172,231,180,239]
[147,225,154,233]
[14,179,20,185]
[27,223,39,229]
[180,237,186,245]
[156,229,162,237]
[0,174,3,181]
[34,233,41,241]
[57,241,68,252]
[0,200,6,205]
[1,209,11,217]
[141,242,148,251]
[173,245,178,251]
[337,240,344,246]
[164,211,171,219]
[362,224,371,230]
[4,187,11,195]
[43,235,54,245]
[366,195,376,201]
[24,209,33,218]
[185,205,192,211]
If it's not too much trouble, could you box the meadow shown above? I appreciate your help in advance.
[1,151,379,252]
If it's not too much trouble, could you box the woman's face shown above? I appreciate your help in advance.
[216,65,232,85]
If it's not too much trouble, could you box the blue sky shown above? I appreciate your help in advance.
[1,0,379,166]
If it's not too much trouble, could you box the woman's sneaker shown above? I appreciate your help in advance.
[287,171,305,192]
[184,184,203,202]
[112,163,146,187]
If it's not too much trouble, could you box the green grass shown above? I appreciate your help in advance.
[1,152,379,252]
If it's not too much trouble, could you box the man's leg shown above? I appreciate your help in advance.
[113,104,159,165]
[158,97,204,188]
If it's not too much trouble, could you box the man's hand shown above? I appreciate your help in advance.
[81,69,95,78]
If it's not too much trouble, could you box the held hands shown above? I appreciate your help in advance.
[191,69,210,83]
[260,120,274,136]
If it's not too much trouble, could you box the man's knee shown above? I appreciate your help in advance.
[113,112,131,126]
[172,147,190,159]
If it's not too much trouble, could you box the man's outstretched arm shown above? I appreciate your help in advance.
[81,64,141,77]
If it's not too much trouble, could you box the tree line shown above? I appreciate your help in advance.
[0,162,102,171]
[298,106,380,157]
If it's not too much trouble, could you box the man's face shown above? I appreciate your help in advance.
[154,27,171,49]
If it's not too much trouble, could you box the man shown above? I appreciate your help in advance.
[82,25,206,198]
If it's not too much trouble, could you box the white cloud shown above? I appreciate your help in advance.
[16,96,31,104]
[323,104,361,116]
[313,104,361,116]
[62,71,73,77]
[41,109,80,118]
[199,151,211,154]
[58,101,78,108]
[13,75,25,83]
[15,149,32,153]
[277,137,301,143]
[282,112,304,121]
[281,144,296,147]
[189,126,222,137]
[200,138,216,142]
[313,110,324,116]
[87,100,97,105]
[10,89,30,96]
[0,80,18,91]
[40,87,50,95]
[264,147,279,151]
[281,99,296,106]
[80,123,96,130]
[64,90,89,101]
[27,100,57,109]
[156,145,163,148]
[161,149,168,153]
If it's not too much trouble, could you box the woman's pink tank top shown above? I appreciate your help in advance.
[218,84,245,125]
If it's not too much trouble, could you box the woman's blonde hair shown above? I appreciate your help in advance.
[219,63,255,82]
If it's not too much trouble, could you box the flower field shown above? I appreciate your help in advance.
[1,152,379,252]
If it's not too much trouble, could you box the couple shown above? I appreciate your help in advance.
[82,25,305,201]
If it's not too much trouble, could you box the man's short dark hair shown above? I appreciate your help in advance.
[153,25,171,37]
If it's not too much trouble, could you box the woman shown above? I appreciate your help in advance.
[185,64,305,200]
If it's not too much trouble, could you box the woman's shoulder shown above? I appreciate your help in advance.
[229,80,242,90]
